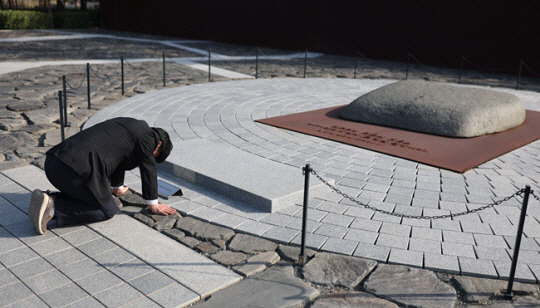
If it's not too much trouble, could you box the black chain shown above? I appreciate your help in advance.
[65,73,86,90]
[522,62,540,77]
[309,168,526,220]
[531,191,540,203]
[89,65,109,80]
[123,58,144,70]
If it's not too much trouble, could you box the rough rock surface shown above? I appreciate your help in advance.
[277,244,316,262]
[195,264,319,308]
[175,216,235,241]
[363,264,457,308]
[133,213,155,227]
[233,251,280,277]
[0,118,26,131]
[211,251,247,266]
[311,291,399,308]
[339,80,526,137]
[179,236,200,248]
[6,100,45,112]
[153,216,176,232]
[453,276,539,304]
[302,252,377,288]
[196,241,221,254]
[467,296,540,307]
[162,228,186,241]
[228,233,278,254]
[0,132,36,151]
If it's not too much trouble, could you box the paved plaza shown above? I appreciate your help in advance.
[85,77,540,279]
[2,29,540,307]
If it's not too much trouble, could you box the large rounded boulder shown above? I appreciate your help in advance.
[339,80,525,137]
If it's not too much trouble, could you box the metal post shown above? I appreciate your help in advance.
[354,51,358,79]
[86,63,91,109]
[458,56,464,84]
[303,49,307,78]
[162,52,166,87]
[504,185,531,299]
[208,50,211,82]
[516,60,523,90]
[121,56,125,96]
[58,91,65,142]
[62,75,69,127]
[255,48,259,79]
[297,163,311,265]
[405,53,411,80]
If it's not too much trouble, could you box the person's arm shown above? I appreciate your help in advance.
[110,168,128,195]
[138,132,159,201]
[138,132,176,215]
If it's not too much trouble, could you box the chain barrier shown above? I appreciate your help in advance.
[462,56,516,73]
[531,190,540,203]
[123,58,144,70]
[408,53,427,66]
[89,65,109,81]
[308,168,526,220]
[522,62,540,77]
[257,48,305,60]
[408,53,461,69]
[65,73,87,90]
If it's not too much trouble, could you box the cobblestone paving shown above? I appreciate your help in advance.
[2,29,540,307]
[0,38,199,60]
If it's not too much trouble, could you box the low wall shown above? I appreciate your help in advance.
[101,1,540,73]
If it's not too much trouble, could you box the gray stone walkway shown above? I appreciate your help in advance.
[85,77,540,283]
[0,165,240,307]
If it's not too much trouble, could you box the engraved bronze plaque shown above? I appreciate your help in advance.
[256,106,540,173]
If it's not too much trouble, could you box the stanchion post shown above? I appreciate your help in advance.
[516,60,523,90]
[458,56,464,84]
[255,48,259,79]
[162,52,166,87]
[303,49,307,78]
[405,52,411,80]
[297,163,311,265]
[208,50,212,82]
[121,56,125,96]
[353,51,358,79]
[58,91,65,142]
[62,75,69,127]
[86,63,91,109]
[504,185,531,299]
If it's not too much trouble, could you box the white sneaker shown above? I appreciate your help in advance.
[28,189,54,235]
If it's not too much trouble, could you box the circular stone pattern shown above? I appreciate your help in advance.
[339,80,526,137]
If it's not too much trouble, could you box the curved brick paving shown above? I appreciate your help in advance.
[86,78,540,282]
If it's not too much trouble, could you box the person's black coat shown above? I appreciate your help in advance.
[47,117,160,207]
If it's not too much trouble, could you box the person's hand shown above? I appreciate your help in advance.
[147,203,176,216]
[111,186,130,196]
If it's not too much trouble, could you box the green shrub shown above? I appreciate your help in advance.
[0,10,53,29]
[53,11,99,29]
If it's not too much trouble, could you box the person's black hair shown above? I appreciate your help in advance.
[152,127,173,163]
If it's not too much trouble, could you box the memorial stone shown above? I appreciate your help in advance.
[339,81,525,137]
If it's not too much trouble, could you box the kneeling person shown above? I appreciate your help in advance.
[28,117,176,234]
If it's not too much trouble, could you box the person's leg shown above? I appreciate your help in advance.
[44,154,118,226]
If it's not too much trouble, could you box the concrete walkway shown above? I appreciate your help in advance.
[0,165,240,307]
[84,77,540,283]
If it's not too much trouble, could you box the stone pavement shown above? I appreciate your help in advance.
[2,29,540,307]
[84,76,540,282]
[1,165,241,307]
